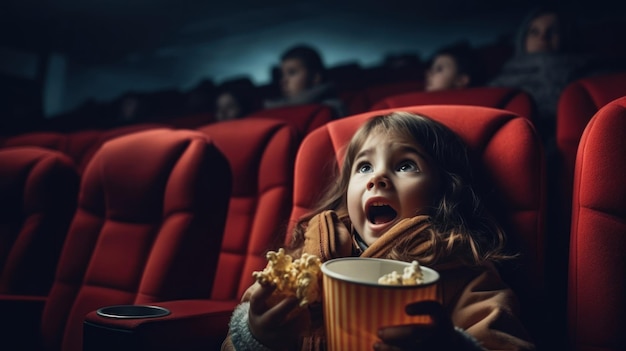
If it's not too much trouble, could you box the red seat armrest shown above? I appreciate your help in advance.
[83,299,239,351]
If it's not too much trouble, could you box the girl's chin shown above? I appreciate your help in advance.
[364,220,397,241]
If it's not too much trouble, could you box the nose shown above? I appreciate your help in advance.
[367,173,390,190]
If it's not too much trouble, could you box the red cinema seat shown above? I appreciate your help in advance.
[370,86,536,122]
[556,71,626,220]
[0,147,79,296]
[557,71,626,176]
[287,105,547,346]
[1,124,168,176]
[1,131,67,152]
[550,73,626,308]
[567,96,626,351]
[0,128,231,351]
[68,123,168,173]
[82,118,299,350]
[197,118,298,302]
[165,112,214,129]
[340,80,424,115]
[246,104,334,138]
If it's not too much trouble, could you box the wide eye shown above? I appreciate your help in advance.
[397,160,418,172]
[357,162,373,173]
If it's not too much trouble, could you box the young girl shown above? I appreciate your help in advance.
[223,111,536,351]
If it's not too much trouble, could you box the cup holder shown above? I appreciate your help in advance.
[96,305,171,319]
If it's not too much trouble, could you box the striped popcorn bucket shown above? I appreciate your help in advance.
[321,257,440,351]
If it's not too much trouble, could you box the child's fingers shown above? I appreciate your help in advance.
[377,323,437,346]
[376,300,454,349]
[262,295,301,325]
[248,283,276,314]
[404,300,453,331]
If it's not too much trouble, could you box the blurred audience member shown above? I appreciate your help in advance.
[183,79,217,115]
[114,92,151,124]
[214,79,258,122]
[264,44,348,118]
[488,5,604,141]
[425,41,486,92]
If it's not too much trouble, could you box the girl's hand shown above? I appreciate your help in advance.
[248,283,307,350]
[374,300,457,351]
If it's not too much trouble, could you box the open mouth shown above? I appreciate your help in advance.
[366,202,398,224]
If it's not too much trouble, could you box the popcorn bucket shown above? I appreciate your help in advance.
[321,257,440,351]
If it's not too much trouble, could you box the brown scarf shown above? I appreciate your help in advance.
[302,210,433,261]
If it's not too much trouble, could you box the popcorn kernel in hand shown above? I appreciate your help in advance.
[253,249,322,306]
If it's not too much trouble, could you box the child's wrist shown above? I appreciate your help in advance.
[228,302,274,351]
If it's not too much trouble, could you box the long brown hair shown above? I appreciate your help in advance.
[289,111,511,266]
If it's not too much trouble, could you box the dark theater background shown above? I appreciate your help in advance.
[1,0,624,132]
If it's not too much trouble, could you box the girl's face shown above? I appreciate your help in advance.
[525,13,561,54]
[347,131,440,245]
[425,54,468,92]
[280,58,315,98]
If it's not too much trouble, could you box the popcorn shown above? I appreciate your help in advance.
[377,260,424,285]
[253,248,322,306]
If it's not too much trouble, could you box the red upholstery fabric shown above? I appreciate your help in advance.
[0,147,79,296]
[343,80,423,115]
[69,123,169,173]
[81,118,299,350]
[63,130,102,168]
[556,72,626,213]
[196,118,298,301]
[245,104,334,138]
[567,96,626,351]
[287,105,546,340]
[1,123,168,175]
[365,80,423,104]
[1,131,67,151]
[370,86,536,122]
[0,128,233,351]
[165,112,215,129]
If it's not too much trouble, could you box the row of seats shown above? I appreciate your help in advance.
[0,148,79,296]
[0,103,334,172]
[0,113,310,350]
[85,98,624,351]
[0,123,171,174]
[0,128,234,351]
[83,105,547,350]
[0,72,624,350]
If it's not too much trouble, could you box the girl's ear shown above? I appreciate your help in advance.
[454,74,470,89]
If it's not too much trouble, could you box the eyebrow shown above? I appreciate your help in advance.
[398,144,430,161]
[355,144,429,161]
[354,148,373,160]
